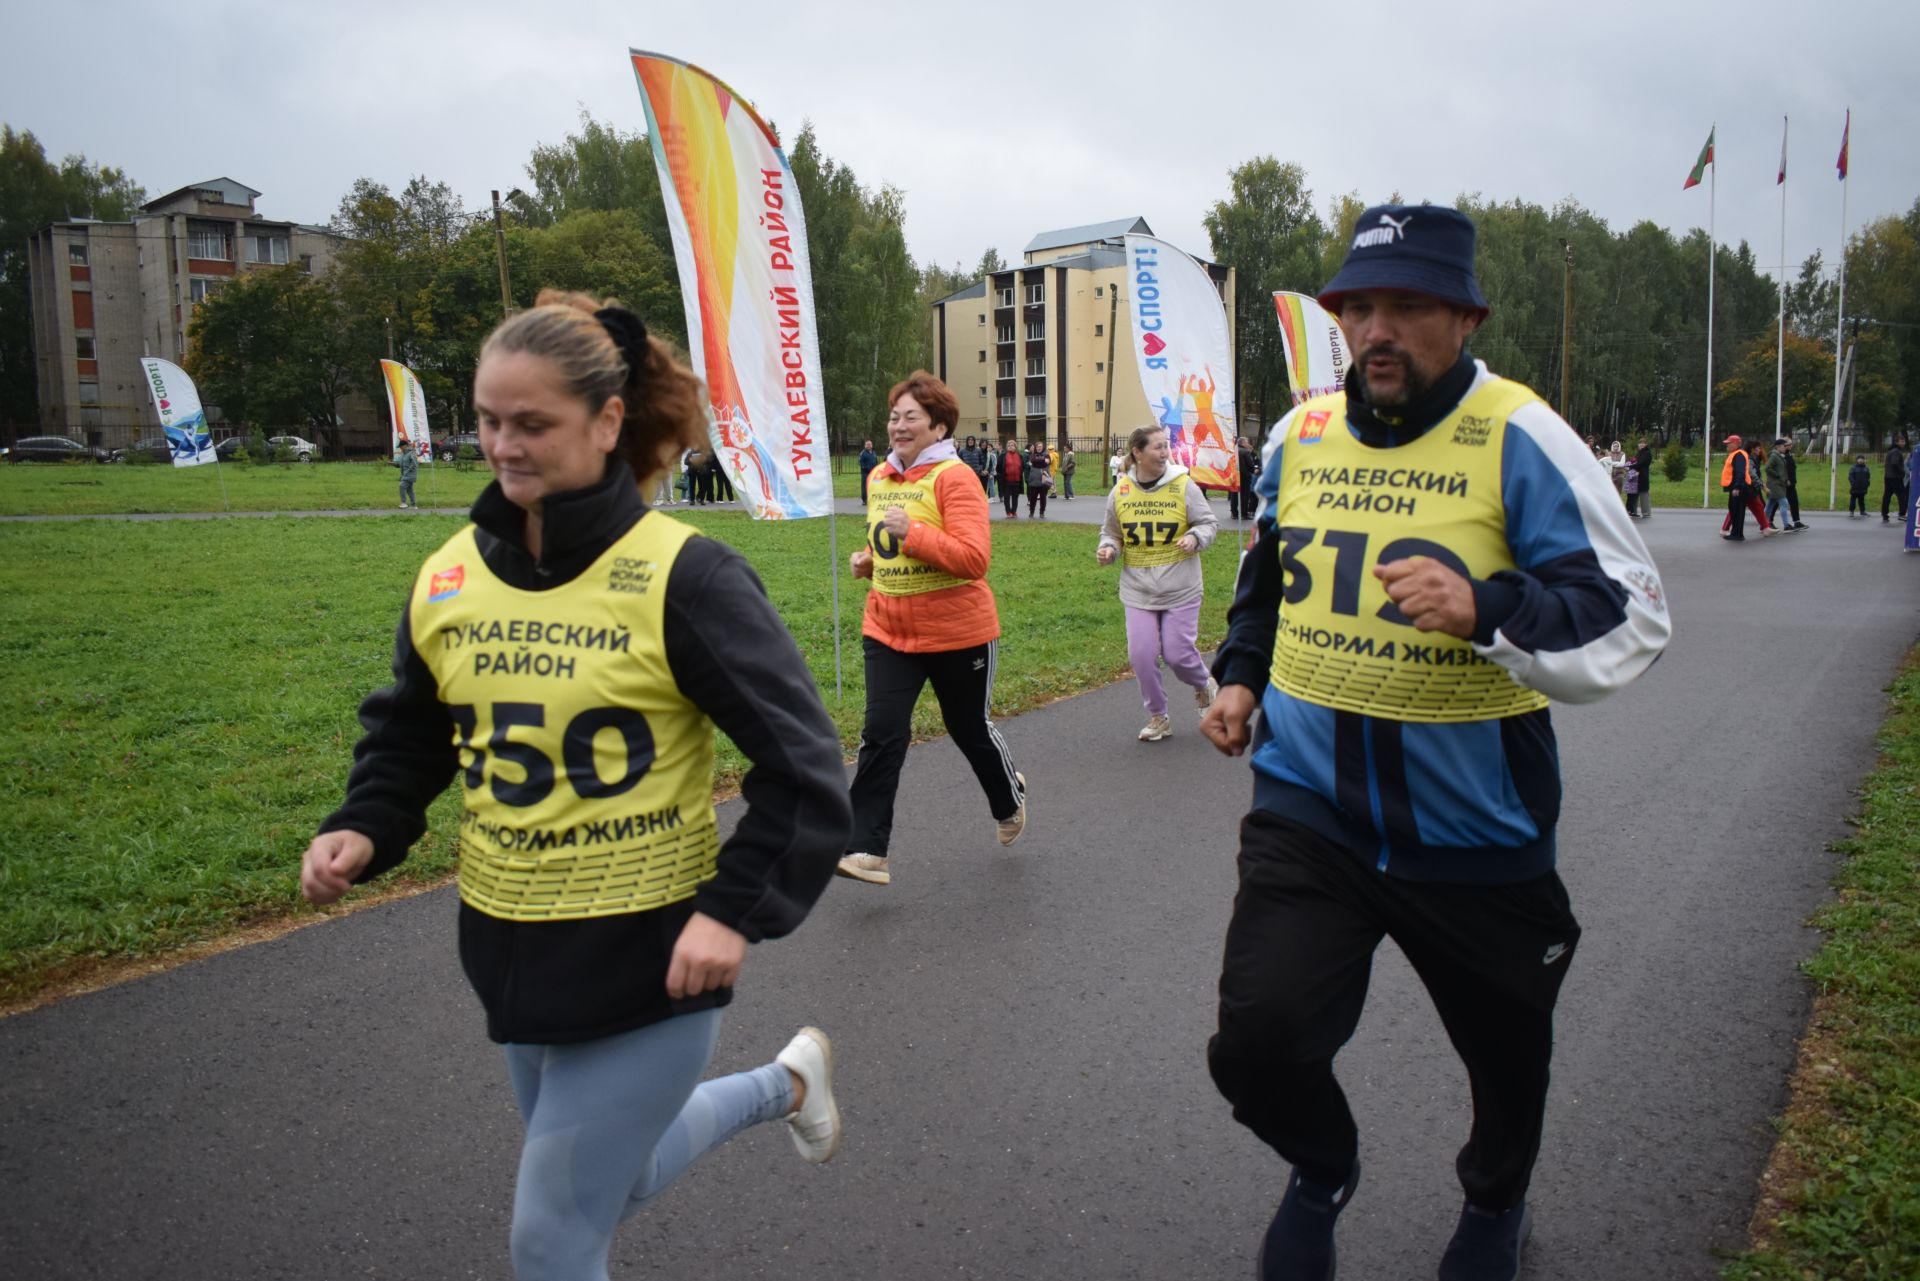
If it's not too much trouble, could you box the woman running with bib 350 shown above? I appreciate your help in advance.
[1097,424,1219,742]
[837,371,1028,888]
[299,290,853,1281]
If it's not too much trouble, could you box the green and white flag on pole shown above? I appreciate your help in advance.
[1682,128,1715,189]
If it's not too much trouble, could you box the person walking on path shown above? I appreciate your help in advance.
[1779,437,1807,529]
[1199,204,1669,1281]
[1097,424,1219,742]
[1632,439,1654,519]
[838,372,1028,888]
[397,440,419,509]
[1721,435,1757,541]
[1848,454,1872,517]
[1884,435,1911,525]
[1025,441,1053,519]
[300,291,853,1281]
[1001,440,1025,518]
[858,438,879,505]
[1764,440,1799,533]
[1061,445,1077,499]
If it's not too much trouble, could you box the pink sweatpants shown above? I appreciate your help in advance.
[1126,602,1210,716]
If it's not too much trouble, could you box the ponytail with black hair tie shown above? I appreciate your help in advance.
[593,307,650,379]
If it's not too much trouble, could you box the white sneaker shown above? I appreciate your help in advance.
[835,853,889,885]
[996,772,1028,845]
[775,1027,841,1164]
[1195,676,1219,712]
[1139,714,1173,742]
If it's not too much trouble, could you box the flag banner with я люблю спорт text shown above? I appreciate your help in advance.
[138,357,214,467]
[1123,233,1238,490]
[629,48,834,520]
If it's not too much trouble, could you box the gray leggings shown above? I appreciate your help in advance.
[503,1009,792,1280]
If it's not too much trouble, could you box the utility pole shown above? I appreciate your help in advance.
[1560,240,1574,419]
[1101,282,1120,485]
[491,190,512,318]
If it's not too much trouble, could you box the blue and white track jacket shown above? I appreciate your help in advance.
[1213,359,1671,884]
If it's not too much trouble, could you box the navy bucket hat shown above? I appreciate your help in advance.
[1317,203,1490,318]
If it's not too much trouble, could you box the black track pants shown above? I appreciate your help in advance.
[846,637,1022,857]
[1208,811,1580,1210]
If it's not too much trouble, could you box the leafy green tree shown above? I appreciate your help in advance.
[186,266,355,451]
[1715,329,1834,436]
[1204,157,1325,429]
[0,126,143,428]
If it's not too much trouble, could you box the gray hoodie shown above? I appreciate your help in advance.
[1097,464,1218,610]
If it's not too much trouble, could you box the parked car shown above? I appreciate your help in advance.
[266,435,318,461]
[8,435,111,464]
[434,433,481,462]
[112,436,176,464]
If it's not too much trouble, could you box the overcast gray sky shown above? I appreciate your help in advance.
[5,0,1915,289]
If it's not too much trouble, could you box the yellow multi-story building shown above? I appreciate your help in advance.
[929,217,1234,459]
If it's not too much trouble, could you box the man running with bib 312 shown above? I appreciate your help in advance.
[1200,204,1670,1281]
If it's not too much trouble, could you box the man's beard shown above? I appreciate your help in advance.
[1354,346,1433,408]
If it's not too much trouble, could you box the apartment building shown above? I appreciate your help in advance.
[929,217,1234,452]
[26,178,357,447]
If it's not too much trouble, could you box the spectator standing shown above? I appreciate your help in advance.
[958,436,986,496]
[1025,442,1053,519]
[1230,435,1261,521]
[1884,435,1911,525]
[1632,439,1654,518]
[397,441,419,510]
[1848,455,1872,517]
[1061,446,1077,499]
[1000,441,1024,518]
[858,438,879,505]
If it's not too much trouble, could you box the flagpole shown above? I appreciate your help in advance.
[1828,109,1850,510]
[1775,115,1787,449]
[1702,135,1716,508]
[828,503,844,703]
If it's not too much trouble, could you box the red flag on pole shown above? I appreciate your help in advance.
[1836,109,1850,180]
[1777,117,1787,185]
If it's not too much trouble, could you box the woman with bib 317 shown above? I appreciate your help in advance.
[1097,424,1220,741]
[299,291,852,1281]
[837,371,1028,888]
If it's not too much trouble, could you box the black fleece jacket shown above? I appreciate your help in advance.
[319,458,850,1043]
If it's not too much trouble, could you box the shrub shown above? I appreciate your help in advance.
[1661,440,1689,482]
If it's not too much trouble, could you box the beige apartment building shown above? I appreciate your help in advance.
[26,177,361,448]
[929,217,1234,456]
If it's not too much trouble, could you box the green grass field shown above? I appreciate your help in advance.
[1721,653,1920,1281]
[0,457,497,516]
[0,506,1238,999]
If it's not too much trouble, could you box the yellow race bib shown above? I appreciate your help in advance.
[1267,379,1551,723]
[1111,472,1194,567]
[867,458,969,596]
[410,513,721,921]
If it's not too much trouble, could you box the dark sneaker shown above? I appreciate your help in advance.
[1438,1201,1533,1281]
[1256,1163,1359,1281]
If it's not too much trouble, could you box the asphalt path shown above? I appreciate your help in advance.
[2,508,1915,1280]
